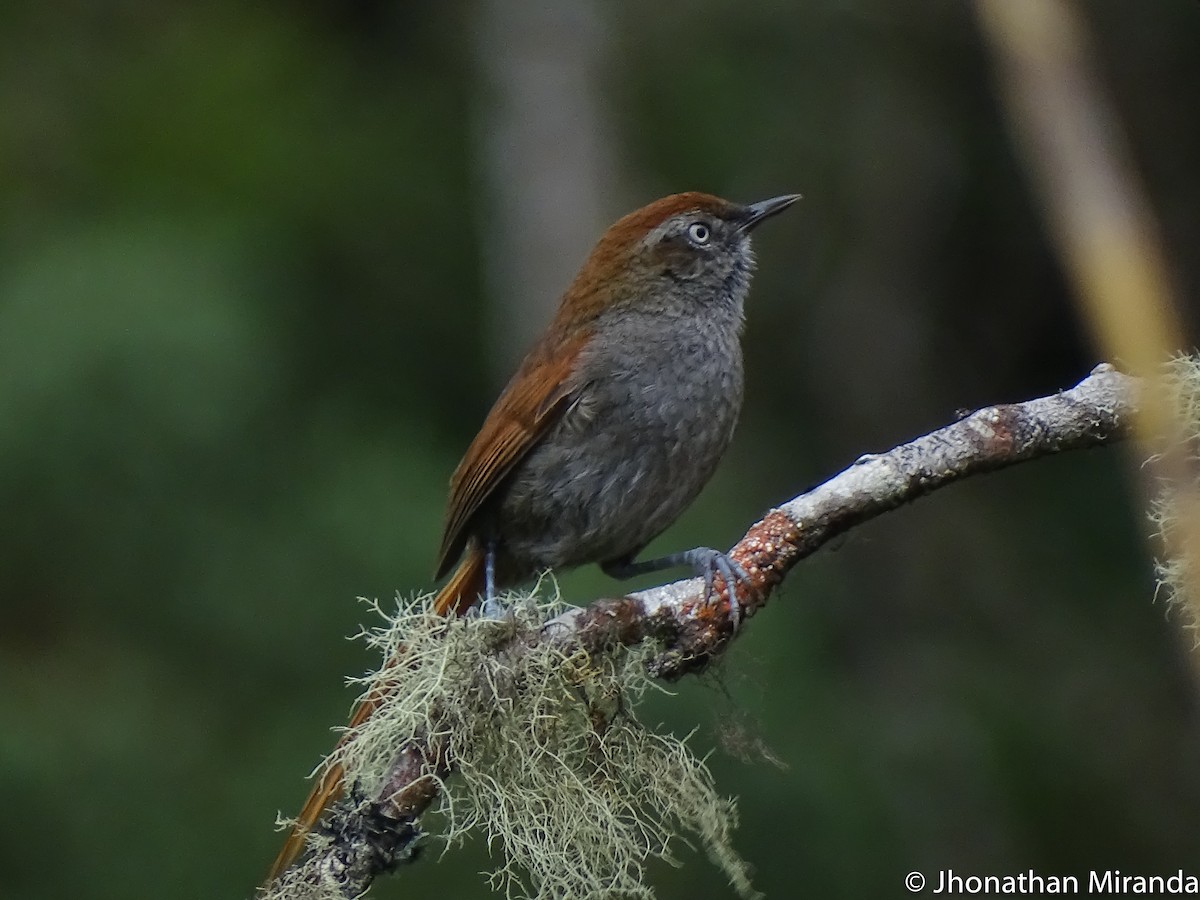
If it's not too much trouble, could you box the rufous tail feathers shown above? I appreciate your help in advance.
[432,541,487,617]
[264,545,486,883]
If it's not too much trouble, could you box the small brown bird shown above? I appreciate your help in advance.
[267,190,798,881]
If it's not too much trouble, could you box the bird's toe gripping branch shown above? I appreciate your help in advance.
[644,511,803,679]
[676,546,753,630]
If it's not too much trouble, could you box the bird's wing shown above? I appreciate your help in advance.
[434,329,592,578]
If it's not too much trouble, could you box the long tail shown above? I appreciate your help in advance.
[265,545,487,883]
[431,541,488,617]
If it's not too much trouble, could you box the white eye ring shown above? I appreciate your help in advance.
[686,221,711,245]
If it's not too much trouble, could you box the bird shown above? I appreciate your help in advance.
[266,190,799,882]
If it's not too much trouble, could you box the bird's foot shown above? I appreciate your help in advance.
[602,546,750,630]
[479,595,508,620]
[680,547,751,631]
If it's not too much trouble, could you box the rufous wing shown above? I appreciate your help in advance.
[434,328,592,579]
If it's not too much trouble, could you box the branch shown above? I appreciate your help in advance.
[566,362,1139,678]
[267,363,1139,899]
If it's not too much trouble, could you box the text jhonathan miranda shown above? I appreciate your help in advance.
[931,869,1199,894]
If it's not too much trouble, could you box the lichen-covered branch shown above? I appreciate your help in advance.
[264,364,1139,899]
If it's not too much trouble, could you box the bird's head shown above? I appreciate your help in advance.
[559,191,800,324]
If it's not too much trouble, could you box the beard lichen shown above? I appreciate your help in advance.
[1150,353,1200,638]
[323,586,756,900]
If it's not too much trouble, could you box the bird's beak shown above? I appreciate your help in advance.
[739,193,802,231]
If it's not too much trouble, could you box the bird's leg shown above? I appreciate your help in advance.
[480,540,505,619]
[602,547,749,630]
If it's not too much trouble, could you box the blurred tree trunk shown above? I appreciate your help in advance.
[472,0,622,381]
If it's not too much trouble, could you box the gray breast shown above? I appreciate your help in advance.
[492,312,744,572]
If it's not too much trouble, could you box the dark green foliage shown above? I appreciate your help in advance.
[2,2,1199,898]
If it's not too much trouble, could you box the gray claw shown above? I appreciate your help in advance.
[688,547,749,631]
[480,596,507,620]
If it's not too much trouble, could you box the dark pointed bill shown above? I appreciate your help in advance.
[739,193,802,231]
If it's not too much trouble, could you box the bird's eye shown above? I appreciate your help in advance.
[686,222,711,245]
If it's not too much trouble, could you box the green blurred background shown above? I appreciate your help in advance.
[3,1,1200,897]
